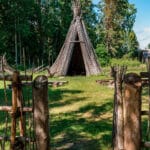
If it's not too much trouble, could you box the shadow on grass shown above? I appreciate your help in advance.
[50,97,88,108]
[0,85,113,149]
[49,88,86,109]
[50,100,113,150]
[79,101,113,116]
[51,131,101,150]
[49,88,83,102]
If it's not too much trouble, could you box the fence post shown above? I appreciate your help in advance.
[33,75,50,150]
[10,71,19,150]
[123,73,142,150]
[112,66,126,150]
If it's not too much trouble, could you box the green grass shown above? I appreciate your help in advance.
[0,59,149,150]
[49,76,113,150]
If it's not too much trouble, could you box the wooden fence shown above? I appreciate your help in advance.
[113,66,150,150]
[0,71,50,150]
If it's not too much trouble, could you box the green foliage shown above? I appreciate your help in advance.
[0,0,99,67]
[0,0,139,69]
[81,0,99,47]
[98,0,139,58]
[110,58,141,67]
[96,44,110,66]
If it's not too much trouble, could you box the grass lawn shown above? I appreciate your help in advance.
[49,59,148,150]
[50,76,113,150]
[0,59,149,150]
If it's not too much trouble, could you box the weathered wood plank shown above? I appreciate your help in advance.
[0,106,32,112]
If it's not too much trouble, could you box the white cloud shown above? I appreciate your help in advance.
[135,27,150,49]
[143,27,150,32]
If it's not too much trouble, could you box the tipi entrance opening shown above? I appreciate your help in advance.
[67,37,86,76]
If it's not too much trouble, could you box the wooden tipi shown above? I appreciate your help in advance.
[49,0,101,76]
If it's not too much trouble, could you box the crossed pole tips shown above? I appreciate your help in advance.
[72,0,81,18]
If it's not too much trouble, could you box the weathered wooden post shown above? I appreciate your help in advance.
[33,75,50,150]
[10,71,26,150]
[10,71,19,150]
[123,73,142,150]
[112,66,127,150]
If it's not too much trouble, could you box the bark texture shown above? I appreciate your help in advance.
[123,73,142,150]
[33,75,50,150]
[112,66,127,150]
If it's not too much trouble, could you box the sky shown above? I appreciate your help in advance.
[93,0,150,49]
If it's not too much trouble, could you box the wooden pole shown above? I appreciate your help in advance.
[17,81,25,137]
[33,75,49,150]
[0,74,32,81]
[123,73,142,150]
[112,66,126,150]
[10,71,26,150]
[10,71,19,150]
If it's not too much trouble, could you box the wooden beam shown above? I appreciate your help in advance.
[142,141,150,148]
[0,106,32,112]
[142,79,149,87]
[69,41,85,43]
[48,81,68,87]
[141,110,150,116]
[140,72,150,78]
[48,81,68,84]
[0,74,32,81]
[8,81,68,89]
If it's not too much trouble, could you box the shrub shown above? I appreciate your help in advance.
[110,58,141,67]
[96,44,110,66]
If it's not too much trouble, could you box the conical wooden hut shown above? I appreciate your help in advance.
[49,0,101,76]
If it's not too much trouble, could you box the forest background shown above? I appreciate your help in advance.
[0,0,139,68]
